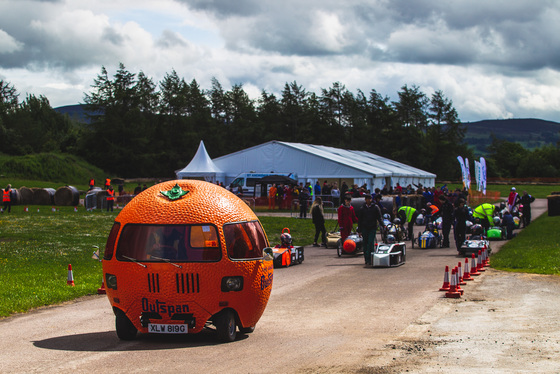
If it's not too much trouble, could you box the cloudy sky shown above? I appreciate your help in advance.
[1,0,560,122]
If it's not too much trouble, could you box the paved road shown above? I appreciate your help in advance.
[0,200,548,373]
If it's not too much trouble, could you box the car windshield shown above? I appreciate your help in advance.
[223,221,268,260]
[116,224,221,262]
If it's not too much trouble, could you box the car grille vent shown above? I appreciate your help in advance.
[147,273,160,293]
[176,273,200,294]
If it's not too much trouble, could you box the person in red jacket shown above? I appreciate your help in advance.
[337,195,358,243]
[2,184,12,213]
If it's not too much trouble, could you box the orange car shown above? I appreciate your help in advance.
[102,180,274,342]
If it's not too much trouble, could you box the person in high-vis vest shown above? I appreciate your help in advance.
[472,203,496,230]
[2,184,12,213]
[104,178,111,190]
[397,205,419,240]
[89,178,95,190]
[106,185,115,212]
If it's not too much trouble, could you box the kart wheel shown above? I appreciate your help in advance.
[115,309,137,340]
[337,240,342,257]
[215,310,237,343]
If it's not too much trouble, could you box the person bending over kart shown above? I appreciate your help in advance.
[397,205,419,241]
[472,203,496,231]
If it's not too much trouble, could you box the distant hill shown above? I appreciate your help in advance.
[54,105,559,156]
[55,104,92,123]
[463,118,560,155]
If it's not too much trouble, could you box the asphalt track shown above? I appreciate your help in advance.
[0,199,548,373]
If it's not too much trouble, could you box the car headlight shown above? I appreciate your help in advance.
[106,273,117,290]
[221,276,244,292]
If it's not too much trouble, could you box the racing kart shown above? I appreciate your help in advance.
[459,235,491,257]
[486,225,506,240]
[272,228,304,267]
[412,223,442,249]
[371,241,406,267]
[337,232,364,257]
[381,220,408,243]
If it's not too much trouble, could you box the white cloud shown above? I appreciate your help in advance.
[0,0,559,123]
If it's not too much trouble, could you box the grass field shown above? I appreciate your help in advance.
[491,214,560,274]
[0,206,335,318]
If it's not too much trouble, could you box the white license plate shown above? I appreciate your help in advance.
[148,323,188,334]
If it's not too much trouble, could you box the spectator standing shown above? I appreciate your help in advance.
[104,178,111,190]
[268,183,277,210]
[331,183,340,207]
[453,199,469,251]
[299,187,310,218]
[89,178,95,190]
[341,181,349,197]
[2,184,12,213]
[520,190,536,227]
[337,195,358,243]
[438,195,453,247]
[314,181,322,198]
[507,187,520,212]
[106,185,115,212]
[502,209,516,239]
[133,183,142,195]
[357,194,382,265]
[311,197,327,247]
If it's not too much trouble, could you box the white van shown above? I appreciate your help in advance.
[229,172,297,195]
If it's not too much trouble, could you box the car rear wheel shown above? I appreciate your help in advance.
[215,310,237,343]
[115,309,137,340]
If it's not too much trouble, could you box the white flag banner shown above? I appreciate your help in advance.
[480,157,487,195]
[465,158,471,191]
[474,160,481,191]
[457,156,467,189]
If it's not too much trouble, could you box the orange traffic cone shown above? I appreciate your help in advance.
[470,253,480,276]
[445,268,461,298]
[477,250,486,272]
[457,262,467,285]
[483,246,490,267]
[454,267,464,295]
[463,257,473,281]
[439,266,450,291]
[67,264,75,286]
[97,277,106,294]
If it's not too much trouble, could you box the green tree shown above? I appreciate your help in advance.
[486,136,528,178]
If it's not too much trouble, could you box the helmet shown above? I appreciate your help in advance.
[386,234,396,244]
[427,223,436,231]
[383,213,391,220]
[471,224,483,235]
[280,232,292,246]
[465,220,473,228]
[393,218,401,225]
[499,202,506,210]
[493,216,501,225]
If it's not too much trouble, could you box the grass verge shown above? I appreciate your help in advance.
[491,214,560,274]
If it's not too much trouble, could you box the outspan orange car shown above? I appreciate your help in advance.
[102,180,274,342]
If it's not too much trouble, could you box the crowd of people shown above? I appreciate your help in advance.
[302,181,537,265]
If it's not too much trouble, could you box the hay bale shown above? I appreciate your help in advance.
[32,188,56,205]
[18,187,34,205]
[9,189,21,205]
[54,185,80,206]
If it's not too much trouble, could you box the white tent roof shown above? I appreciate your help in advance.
[175,140,225,181]
[212,141,436,188]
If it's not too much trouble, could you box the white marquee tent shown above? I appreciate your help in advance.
[175,140,225,182]
[210,141,436,190]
